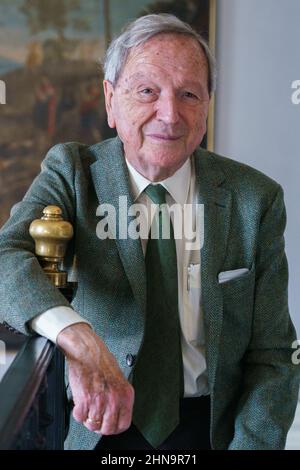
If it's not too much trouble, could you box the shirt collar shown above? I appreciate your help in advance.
[126,157,191,205]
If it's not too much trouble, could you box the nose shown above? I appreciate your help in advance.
[156,92,180,124]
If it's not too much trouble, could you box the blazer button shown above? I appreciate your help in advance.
[126,354,136,367]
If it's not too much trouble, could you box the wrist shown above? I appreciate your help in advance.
[57,322,94,357]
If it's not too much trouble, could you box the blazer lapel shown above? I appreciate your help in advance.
[90,137,147,316]
[194,148,232,390]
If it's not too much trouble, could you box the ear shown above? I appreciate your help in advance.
[103,80,116,128]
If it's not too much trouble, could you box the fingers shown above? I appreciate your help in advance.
[85,415,104,433]
[83,393,106,432]
[117,390,135,433]
[72,400,89,424]
[100,385,133,435]
[73,382,135,436]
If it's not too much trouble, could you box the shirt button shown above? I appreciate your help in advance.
[126,354,136,367]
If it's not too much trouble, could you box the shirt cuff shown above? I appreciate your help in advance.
[29,306,91,344]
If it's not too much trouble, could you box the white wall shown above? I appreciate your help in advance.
[214,0,300,333]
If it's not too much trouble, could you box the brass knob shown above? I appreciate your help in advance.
[29,206,73,287]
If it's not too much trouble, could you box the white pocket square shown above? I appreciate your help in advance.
[218,268,249,284]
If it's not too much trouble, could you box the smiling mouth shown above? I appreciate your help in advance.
[146,134,182,141]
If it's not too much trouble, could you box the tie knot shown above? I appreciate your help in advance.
[145,184,167,205]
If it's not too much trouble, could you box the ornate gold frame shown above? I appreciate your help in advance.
[207,0,216,151]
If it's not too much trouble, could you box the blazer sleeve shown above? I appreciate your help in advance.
[228,185,300,449]
[0,143,78,335]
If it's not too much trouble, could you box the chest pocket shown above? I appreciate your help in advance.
[220,262,255,298]
[219,263,256,347]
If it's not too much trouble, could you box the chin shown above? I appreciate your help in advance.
[150,146,182,160]
[158,153,186,167]
[149,155,186,176]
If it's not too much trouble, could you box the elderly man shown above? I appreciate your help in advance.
[0,14,299,451]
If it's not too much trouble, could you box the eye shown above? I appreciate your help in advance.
[137,87,157,102]
[140,88,154,95]
[182,91,198,100]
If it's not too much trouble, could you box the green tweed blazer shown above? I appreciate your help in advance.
[0,137,299,450]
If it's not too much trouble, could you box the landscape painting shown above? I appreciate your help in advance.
[0,0,211,227]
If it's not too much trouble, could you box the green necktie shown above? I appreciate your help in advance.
[132,184,182,448]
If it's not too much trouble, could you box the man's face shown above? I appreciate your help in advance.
[103,33,210,181]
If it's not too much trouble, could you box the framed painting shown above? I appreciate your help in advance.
[0,0,216,227]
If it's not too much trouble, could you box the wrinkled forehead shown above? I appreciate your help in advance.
[120,33,208,81]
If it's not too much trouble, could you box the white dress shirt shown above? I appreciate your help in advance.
[30,156,209,397]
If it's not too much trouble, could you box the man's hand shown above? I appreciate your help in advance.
[57,323,134,435]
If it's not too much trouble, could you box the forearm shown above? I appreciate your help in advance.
[57,322,99,360]
[229,347,299,449]
[0,228,71,334]
[0,144,76,334]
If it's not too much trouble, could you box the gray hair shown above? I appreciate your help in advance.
[103,13,216,95]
